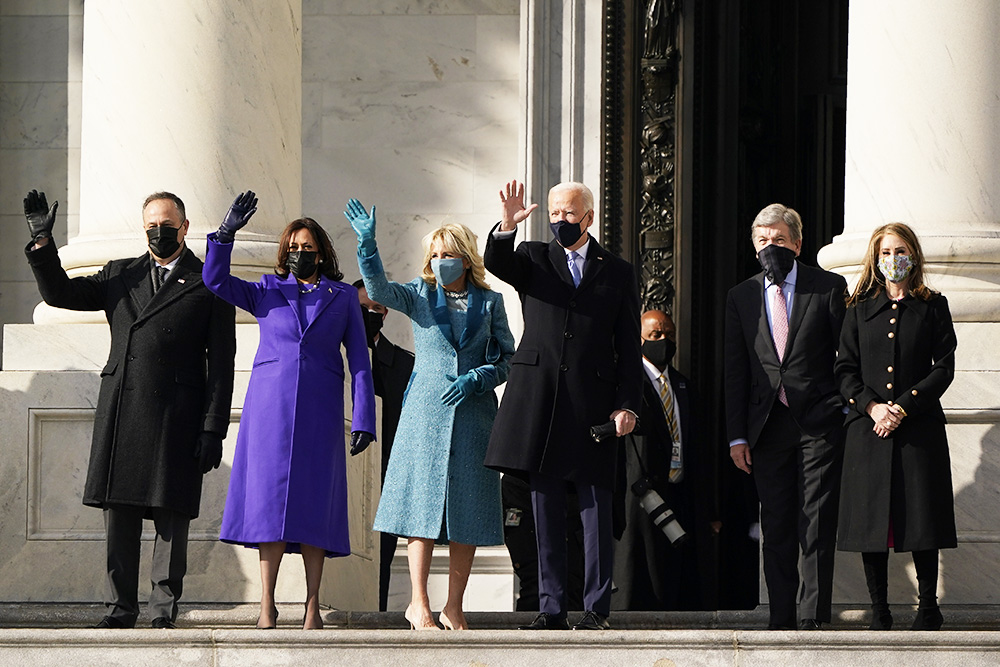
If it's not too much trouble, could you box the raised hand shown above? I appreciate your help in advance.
[350,430,374,456]
[344,198,377,256]
[216,190,258,243]
[499,180,538,231]
[441,372,477,407]
[23,189,58,242]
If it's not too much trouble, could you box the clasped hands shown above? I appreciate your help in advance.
[867,401,904,438]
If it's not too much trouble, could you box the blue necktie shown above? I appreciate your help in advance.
[567,251,582,287]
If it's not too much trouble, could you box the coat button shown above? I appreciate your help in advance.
[890,318,896,324]
[560,364,568,371]
[849,398,855,404]
[564,332,573,339]
[569,300,577,308]
[887,366,893,373]
[886,383,893,389]
[912,389,918,396]
[888,332,895,338]
[891,303,898,310]
[299,354,305,360]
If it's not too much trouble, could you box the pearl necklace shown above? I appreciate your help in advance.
[298,280,320,294]
[444,288,468,298]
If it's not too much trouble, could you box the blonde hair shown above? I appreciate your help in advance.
[419,223,490,290]
[847,222,934,306]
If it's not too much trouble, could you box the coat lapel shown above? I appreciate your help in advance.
[783,265,813,358]
[276,275,304,335]
[457,284,485,349]
[134,248,204,324]
[754,274,780,364]
[126,255,154,314]
[576,236,609,292]
[428,283,455,345]
[301,277,342,336]
[548,240,576,289]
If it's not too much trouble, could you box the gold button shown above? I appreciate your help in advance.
[886,383,893,389]
[890,318,896,324]
[912,389,918,396]
[892,303,898,310]
[888,332,895,338]
[849,398,855,404]
[887,366,894,372]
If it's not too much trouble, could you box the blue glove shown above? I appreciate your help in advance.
[344,198,377,257]
[350,430,374,456]
[216,190,258,243]
[441,372,478,407]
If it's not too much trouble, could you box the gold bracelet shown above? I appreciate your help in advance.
[894,404,908,418]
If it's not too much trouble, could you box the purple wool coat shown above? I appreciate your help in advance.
[204,235,375,557]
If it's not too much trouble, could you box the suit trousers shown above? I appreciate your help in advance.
[378,532,397,612]
[752,403,842,626]
[104,505,190,626]
[530,472,614,618]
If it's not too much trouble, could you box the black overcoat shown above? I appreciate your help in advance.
[26,242,236,518]
[612,367,712,611]
[483,228,643,489]
[835,291,958,552]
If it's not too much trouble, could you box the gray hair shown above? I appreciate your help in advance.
[549,182,594,214]
[751,203,802,243]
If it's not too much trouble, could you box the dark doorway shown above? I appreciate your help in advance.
[603,0,849,611]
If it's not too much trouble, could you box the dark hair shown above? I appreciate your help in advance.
[274,217,343,281]
[351,278,365,290]
[142,192,186,221]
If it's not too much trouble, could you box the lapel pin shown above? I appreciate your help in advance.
[328,287,333,293]
[177,278,186,284]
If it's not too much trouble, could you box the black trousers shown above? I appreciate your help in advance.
[103,505,190,626]
[752,404,843,626]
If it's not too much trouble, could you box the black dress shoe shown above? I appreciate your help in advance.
[519,612,569,630]
[869,605,893,630]
[798,618,822,630]
[93,616,128,629]
[572,610,610,630]
[910,606,943,631]
[150,617,176,629]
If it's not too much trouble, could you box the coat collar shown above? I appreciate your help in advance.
[547,234,609,291]
[428,281,487,349]
[860,289,928,321]
[276,272,343,336]
[129,246,204,322]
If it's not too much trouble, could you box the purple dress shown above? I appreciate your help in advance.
[203,235,375,557]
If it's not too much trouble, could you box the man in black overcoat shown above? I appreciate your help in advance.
[724,203,847,630]
[484,180,642,630]
[613,310,718,611]
[353,280,415,612]
[22,190,236,629]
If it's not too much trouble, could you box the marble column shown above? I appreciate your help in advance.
[818,0,1000,605]
[36,0,302,323]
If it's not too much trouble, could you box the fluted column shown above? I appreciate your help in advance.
[37,0,301,323]
[819,1,1000,605]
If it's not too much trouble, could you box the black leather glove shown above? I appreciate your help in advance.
[23,189,58,242]
[216,190,258,243]
[194,432,224,473]
[350,430,374,456]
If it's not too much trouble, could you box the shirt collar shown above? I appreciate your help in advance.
[642,356,667,384]
[564,236,591,260]
[764,259,798,289]
[152,252,182,272]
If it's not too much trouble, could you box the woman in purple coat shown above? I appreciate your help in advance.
[203,191,376,629]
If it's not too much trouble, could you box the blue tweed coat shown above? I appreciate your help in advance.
[361,250,514,546]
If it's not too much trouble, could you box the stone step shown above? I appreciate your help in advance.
[0,627,999,666]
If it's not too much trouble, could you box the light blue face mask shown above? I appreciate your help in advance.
[431,257,466,287]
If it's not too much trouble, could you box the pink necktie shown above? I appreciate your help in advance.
[772,283,789,406]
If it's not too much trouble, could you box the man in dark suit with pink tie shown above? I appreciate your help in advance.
[724,203,847,630]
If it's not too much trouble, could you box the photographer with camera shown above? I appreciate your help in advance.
[612,310,718,611]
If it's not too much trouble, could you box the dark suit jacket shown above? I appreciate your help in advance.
[371,333,414,481]
[26,241,236,518]
[483,228,643,489]
[614,366,711,610]
[724,263,847,448]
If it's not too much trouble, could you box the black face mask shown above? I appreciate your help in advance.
[642,338,676,370]
[549,219,584,248]
[362,308,384,347]
[147,225,181,259]
[287,250,319,280]
[757,244,797,284]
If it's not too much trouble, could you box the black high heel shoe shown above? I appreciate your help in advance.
[869,605,893,630]
[256,607,279,629]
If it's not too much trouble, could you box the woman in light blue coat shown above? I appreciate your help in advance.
[346,199,514,631]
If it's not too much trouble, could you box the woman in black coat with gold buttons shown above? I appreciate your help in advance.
[835,222,958,631]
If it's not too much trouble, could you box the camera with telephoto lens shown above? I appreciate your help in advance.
[590,421,619,442]
[631,476,688,547]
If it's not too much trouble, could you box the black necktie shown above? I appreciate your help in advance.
[153,265,167,291]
